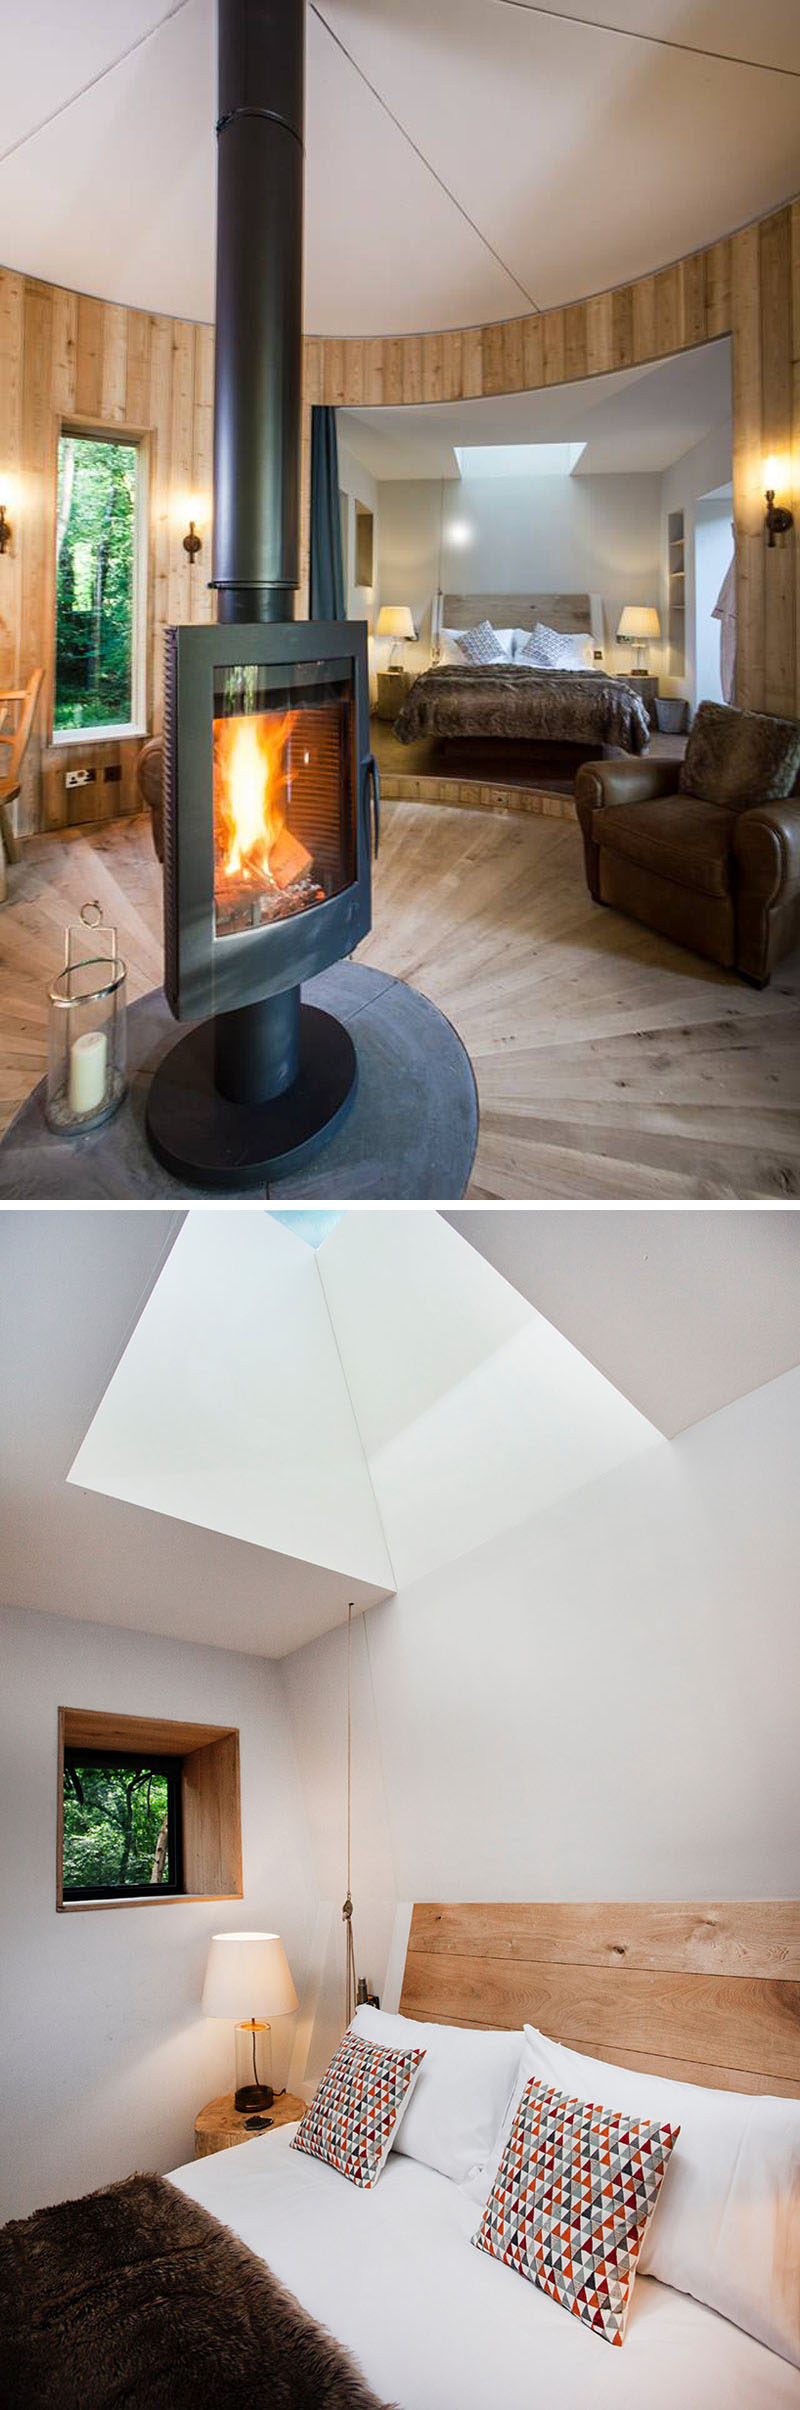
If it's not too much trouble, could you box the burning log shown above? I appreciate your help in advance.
[268,825,313,890]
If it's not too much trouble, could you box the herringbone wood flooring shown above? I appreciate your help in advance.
[2,804,799,1198]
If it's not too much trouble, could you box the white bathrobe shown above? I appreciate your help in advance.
[712,533,736,703]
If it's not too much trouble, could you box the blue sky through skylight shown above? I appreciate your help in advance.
[269,1210,344,1250]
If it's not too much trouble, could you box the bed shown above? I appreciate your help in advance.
[171,1899,800,2410]
[391,593,653,762]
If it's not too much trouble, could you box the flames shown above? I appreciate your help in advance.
[213,708,312,892]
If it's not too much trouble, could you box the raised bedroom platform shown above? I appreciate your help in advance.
[371,720,686,820]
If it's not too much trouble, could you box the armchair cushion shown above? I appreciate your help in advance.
[596,794,737,900]
[680,700,800,807]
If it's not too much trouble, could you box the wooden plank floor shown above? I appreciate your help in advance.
[1,804,799,1199]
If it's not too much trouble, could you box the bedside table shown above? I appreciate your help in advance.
[375,669,413,721]
[615,671,659,726]
[194,2090,306,2159]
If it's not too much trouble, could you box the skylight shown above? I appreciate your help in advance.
[269,1210,344,1250]
[454,442,586,479]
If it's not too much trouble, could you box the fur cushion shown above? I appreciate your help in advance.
[680,700,800,807]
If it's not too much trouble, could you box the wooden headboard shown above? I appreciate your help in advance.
[442,592,593,636]
[399,1902,800,2098]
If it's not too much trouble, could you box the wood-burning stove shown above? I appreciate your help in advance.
[145,0,378,1191]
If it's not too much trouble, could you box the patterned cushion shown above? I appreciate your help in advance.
[291,2031,425,2189]
[517,621,591,670]
[455,620,509,666]
[473,2078,679,2346]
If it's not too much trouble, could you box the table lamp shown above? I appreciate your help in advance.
[616,604,661,673]
[202,1931,298,2112]
[376,604,416,671]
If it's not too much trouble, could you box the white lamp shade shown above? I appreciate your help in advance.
[202,1931,298,2020]
[617,604,661,641]
[376,605,415,640]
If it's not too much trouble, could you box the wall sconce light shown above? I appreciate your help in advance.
[183,518,202,563]
[0,501,12,556]
[764,458,793,547]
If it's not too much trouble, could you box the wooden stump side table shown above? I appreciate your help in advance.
[375,669,413,720]
[194,2090,306,2159]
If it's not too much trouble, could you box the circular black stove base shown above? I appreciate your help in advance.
[145,1004,358,1190]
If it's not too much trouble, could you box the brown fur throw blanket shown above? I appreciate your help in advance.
[0,2172,389,2410]
[393,662,652,754]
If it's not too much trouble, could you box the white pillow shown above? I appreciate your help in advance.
[437,626,467,664]
[489,626,517,659]
[350,2006,523,2187]
[470,2022,800,2367]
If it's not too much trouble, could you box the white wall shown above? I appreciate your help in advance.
[376,468,663,676]
[660,421,733,703]
[281,1364,800,2081]
[0,1607,317,2221]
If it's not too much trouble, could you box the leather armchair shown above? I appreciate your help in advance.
[576,755,800,985]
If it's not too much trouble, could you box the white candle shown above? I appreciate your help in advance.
[68,1028,108,1116]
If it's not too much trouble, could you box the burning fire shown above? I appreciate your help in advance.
[213,708,312,892]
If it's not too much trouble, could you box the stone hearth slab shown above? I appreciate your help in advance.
[0,964,478,1202]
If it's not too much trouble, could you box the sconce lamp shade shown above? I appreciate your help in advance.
[617,604,661,642]
[376,605,415,641]
[202,1932,298,2020]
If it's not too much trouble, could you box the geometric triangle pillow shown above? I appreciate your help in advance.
[472,2078,679,2345]
[292,2031,425,2189]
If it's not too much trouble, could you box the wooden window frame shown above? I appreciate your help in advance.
[56,1708,242,1911]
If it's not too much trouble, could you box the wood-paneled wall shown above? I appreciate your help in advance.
[304,203,800,729]
[0,274,214,833]
[1,195,798,833]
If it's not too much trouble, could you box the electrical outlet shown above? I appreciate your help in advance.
[65,767,96,789]
[103,764,122,783]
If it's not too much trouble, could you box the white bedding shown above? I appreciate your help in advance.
[171,2122,800,2409]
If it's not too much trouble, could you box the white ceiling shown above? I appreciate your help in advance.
[446,1208,800,1437]
[0,3,797,334]
[0,1211,388,1660]
[340,342,733,482]
[2,1208,799,1664]
[68,1210,658,1606]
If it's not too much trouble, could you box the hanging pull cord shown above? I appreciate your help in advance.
[342,1600,357,2024]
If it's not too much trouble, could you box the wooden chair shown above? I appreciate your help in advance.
[0,668,43,902]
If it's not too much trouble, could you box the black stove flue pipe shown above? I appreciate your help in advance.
[211,0,304,625]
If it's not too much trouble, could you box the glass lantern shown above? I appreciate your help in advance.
[46,954,128,1135]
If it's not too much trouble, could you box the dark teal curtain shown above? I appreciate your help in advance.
[309,405,346,620]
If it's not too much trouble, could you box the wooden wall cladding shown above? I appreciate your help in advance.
[400,1900,800,2097]
[0,276,214,834]
[1,196,798,833]
[305,205,800,730]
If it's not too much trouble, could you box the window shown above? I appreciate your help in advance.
[57,1710,242,1910]
[62,1748,183,1901]
[54,429,146,739]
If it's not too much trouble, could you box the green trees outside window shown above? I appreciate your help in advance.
[55,433,139,734]
[62,1753,180,1896]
